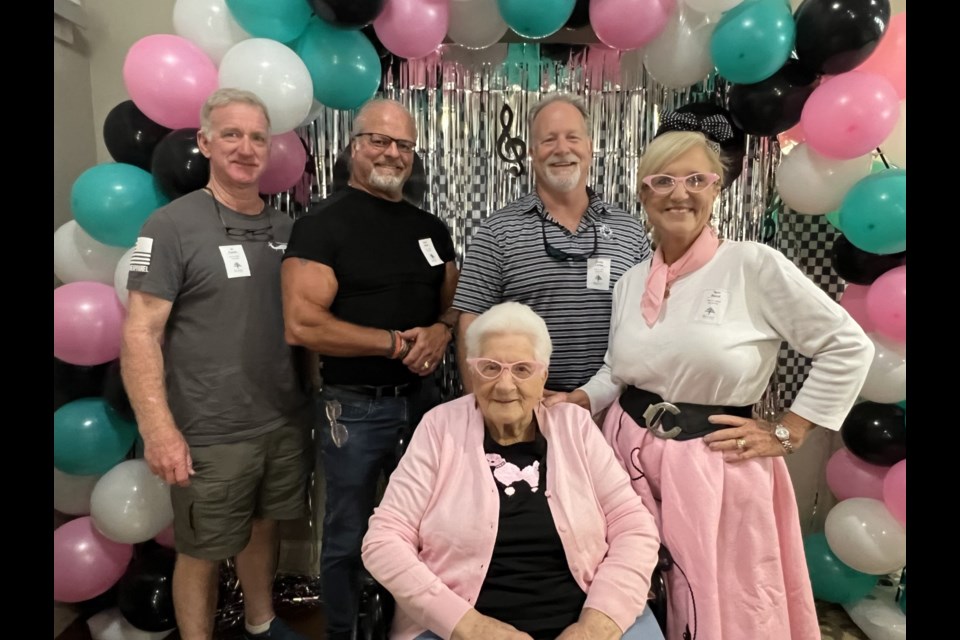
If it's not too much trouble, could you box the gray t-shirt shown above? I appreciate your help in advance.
[127,189,311,446]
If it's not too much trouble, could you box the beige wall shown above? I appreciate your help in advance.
[53,36,96,233]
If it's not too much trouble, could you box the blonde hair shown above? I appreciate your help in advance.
[200,88,271,137]
[637,131,726,188]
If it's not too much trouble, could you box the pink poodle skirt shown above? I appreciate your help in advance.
[603,399,820,640]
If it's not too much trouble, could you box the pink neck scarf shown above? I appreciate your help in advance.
[641,227,721,327]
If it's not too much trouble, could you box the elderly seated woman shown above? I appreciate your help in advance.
[361,302,663,640]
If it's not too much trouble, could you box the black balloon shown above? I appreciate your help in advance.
[54,357,111,411]
[332,145,427,208]
[310,0,386,27]
[103,101,172,172]
[117,548,177,632]
[565,0,591,29]
[841,402,906,466]
[795,0,891,75]
[151,128,210,201]
[668,102,747,188]
[831,235,906,285]
[103,360,136,423]
[729,60,819,137]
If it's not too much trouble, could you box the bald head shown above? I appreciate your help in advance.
[348,99,418,202]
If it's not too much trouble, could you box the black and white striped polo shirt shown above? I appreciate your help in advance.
[453,189,651,391]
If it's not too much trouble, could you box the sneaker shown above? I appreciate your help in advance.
[242,617,308,640]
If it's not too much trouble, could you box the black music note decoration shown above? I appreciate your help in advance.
[496,103,526,177]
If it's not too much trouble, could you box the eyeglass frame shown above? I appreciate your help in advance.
[466,358,547,381]
[212,196,274,242]
[640,172,721,195]
[541,215,599,262]
[353,131,417,154]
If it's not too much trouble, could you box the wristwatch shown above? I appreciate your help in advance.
[773,423,794,454]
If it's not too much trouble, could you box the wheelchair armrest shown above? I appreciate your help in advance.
[647,544,672,634]
[356,570,395,640]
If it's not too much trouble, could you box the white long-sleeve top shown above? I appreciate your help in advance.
[579,241,874,430]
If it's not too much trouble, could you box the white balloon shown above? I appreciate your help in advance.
[448,0,509,49]
[87,607,174,640]
[298,99,326,129]
[90,460,174,544]
[218,39,314,134]
[114,247,136,308]
[776,144,873,214]
[644,7,716,89]
[54,467,103,516]
[825,498,906,575]
[685,0,745,13]
[880,100,906,168]
[172,0,251,65]
[860,333,906,404]
[842,584,907,640]
[55,220,129,285]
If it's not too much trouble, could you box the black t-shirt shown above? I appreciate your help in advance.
[475,430,586,639]
[284,187,455,385]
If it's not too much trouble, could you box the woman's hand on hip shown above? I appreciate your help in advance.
[703,413,816,462]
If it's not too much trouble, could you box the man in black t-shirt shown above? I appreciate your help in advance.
[281,99,459,640]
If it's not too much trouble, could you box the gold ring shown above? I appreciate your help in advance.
[423,361,431,369]
[736,438,747,451]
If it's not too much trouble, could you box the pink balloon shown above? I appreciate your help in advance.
[260,131,308,194]
[54,517,134,603]
[866,265,906,343]
[591,0,675,51]
[855,13,906,101]
[54,282,126,366]
[883,459,906,527]
[374,0,450,60]
[801,71,900,159]
[826,448,887,502]
[154,524,176,549]
[839,284,876,333]
[123,34,219,130]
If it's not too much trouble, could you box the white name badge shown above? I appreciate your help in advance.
[695,289,729,324]
[220,245,251,278]
[418,238,444,266]
[586,258,611,291]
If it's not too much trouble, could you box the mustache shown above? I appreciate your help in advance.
[547,154,579,165]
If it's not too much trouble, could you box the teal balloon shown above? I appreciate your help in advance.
[839,169,906,255]
[899,589,906,614]
[54,398,138,476]
[71,163,169,248]
[804,533,879,604]
[826,210,843,232]
[225,0,311,43]
[296,18,381,111]
[498,0,575,39]
[711,0,795,84]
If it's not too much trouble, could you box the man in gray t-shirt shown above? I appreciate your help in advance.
[122,89,310,640]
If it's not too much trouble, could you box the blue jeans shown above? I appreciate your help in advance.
[411,607,664,640]
[318,381,439,639]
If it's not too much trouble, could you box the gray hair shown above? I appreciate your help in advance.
[351,98,418,139]
[527,93,590,147]
[637,131,726,187]
[200,88,271,137]
[465,302,553,364]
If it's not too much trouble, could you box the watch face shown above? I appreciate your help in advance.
[775,425,790,441]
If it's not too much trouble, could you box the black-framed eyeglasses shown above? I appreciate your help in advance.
[541,216,599,262]
[354,132,417,154]
[212,196,273,242]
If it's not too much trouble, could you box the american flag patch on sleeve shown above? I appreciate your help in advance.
[129,237,153,273]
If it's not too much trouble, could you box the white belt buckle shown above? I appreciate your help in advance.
[642,402,683,440]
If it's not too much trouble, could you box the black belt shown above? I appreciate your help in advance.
[619,387,752,441]
[327,380,420,399]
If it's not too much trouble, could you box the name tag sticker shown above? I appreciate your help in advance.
[695,289,729,324]
[220,245,251,278]
[586,258,611,291]
[418,238,444,266]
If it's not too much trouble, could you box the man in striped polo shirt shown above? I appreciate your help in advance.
[453,94,651,396]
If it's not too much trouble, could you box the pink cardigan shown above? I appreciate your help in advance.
[361,395,661,640]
